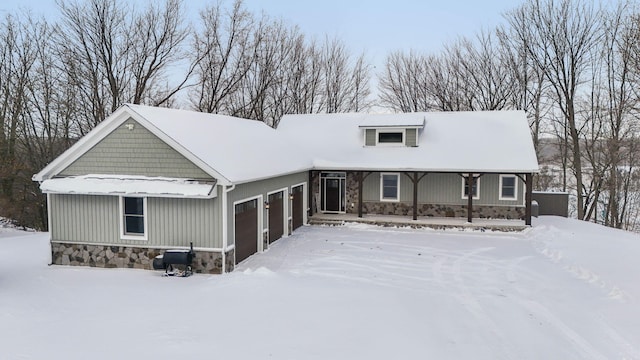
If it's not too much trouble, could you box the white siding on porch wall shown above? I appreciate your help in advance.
[49,194,222,249]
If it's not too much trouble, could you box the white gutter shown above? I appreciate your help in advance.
[221,184,236,273]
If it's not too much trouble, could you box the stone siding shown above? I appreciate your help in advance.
[312,170,526,219]
[345,172,359,213]
[51,242,230,274]
[362,201,525,219]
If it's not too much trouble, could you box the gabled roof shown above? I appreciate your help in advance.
[277,111,539,174]
[33,104,312,185]
[125,105,312,184]
[34,105,539,186]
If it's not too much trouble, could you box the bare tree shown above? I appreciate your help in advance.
[0,14,37,199]
[506,0,602,220]
[190,0,258,114]
[321,38,371,113]
[378,51,429,112]
[379,32,516,113]
[595,3,639,228]
[56,0,189,131]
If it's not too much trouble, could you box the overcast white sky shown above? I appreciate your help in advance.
[2,0,520,69]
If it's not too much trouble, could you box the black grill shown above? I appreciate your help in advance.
[152,242,195,277]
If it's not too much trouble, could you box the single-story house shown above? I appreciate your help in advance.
[33,104,539,273]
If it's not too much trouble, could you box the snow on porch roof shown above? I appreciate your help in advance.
[40,175,217,198]
[278,110,540,173]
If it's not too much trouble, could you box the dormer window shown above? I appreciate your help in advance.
[361,119,423,147]
[378,130,404,145]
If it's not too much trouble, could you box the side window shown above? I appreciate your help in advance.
[380,173,400,201]
[500,175,517,200]
[121,197,146,239]
[461,176,480,199]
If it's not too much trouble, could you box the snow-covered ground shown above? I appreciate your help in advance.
[1,217,638,359]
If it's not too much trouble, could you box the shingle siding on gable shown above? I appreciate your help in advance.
[365,129,376,146]
[406,128,417,147]
[59,118,213,179]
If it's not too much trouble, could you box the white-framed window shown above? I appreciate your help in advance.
[376,129,405,146]
[461,175,480,200]
[120,196,148,240]
[380,173,400,202]
[499,175,518,200]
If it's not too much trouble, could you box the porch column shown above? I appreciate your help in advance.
[412,172,418,221]
[467,174,473,223]
[525,173,533,226]
[357,171,364,218]
[308,170,315,217]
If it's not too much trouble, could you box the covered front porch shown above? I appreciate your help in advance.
[308,170,534,227]
[309,212,528,232]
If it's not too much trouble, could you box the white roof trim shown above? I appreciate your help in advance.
[33,106,131,182]
[40,175,217,199]
[32,105,231,185]
[358,124,424,129]
[125,105,231,185]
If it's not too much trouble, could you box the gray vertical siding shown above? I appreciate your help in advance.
[60,118,212,179]
[147,197,221,248]
[51,194,119,244]
[226,172,308,246]
[50,194,221,248]
[365,129,376,146]
[363,172,525,206]
[406,129,417,147]
[363,172,413,202]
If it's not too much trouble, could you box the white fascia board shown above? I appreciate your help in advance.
[358,125,424,129]
[310,164,540,174]
[125,105,232,186]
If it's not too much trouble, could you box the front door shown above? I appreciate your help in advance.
[321,172,346,213]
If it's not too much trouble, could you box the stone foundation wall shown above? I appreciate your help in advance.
[362,202,525,219]
[51,242,232,274]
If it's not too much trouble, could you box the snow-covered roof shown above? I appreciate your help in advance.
[33,105,539,188]
[277,111,539,173]
[40,175,216,198]
[356,113,425,128]
[125,105,312,184]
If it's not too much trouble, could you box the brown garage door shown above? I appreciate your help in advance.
[292,185,304,231]
[235,199,258,263]
[268,191,284,243]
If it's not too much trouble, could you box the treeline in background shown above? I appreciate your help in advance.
[1,0,640,231]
